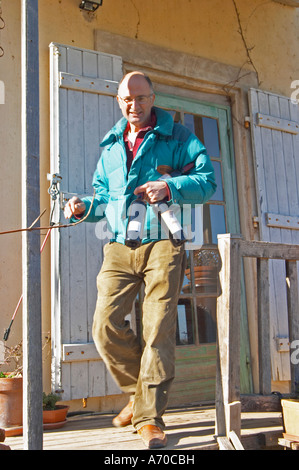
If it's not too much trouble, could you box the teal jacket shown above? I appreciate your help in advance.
[77,107,216,244]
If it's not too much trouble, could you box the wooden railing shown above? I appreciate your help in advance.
[215,234,299,441]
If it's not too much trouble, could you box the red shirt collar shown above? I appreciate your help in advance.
[124,110,157,137]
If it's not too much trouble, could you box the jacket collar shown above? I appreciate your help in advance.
[100,107,174,147]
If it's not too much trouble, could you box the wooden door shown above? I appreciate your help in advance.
[49,43,123,400]
[151,94,252,404]
[249,88,299,383]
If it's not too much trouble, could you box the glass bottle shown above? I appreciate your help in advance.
[125,197,147,248]
[153,201,187,246]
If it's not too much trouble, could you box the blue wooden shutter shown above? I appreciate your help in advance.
[249,88,299,382]
[49,43,123,400]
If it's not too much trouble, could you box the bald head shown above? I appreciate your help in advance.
[118,72,154,95]
[117,72,155,132]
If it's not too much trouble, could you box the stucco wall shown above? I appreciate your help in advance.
[0,0,298,401]
[37,0,299,95]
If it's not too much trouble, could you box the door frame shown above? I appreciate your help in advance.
[155,93,252,402]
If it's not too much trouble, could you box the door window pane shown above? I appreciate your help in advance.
[210,205,226,244]
[168,109,181,123]
[176,300,194,345]
[183,113,195,133]
[181,250,193,295]
[183,113,205,141]
[158,105,232,349]
[202,117,220,158]
[196,298,217,343]
[210,161,224,201]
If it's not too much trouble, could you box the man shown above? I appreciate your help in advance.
[64,71,216,449]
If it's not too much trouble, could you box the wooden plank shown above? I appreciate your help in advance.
[268,94,292,244]
[21,0,43,450]
[229,430,244,450]
[4,407,284,451]
[225,402,241,439]
[217,436,235,450]
[65,46,89,401]
[266,212,299,230]
[278,97,299,242]
[88,361,106,397]
[286,260,299,394]
[257,258,272,395]
[256,112,299,134]
[266,93,290,382]
[62,343,100,362]
[248,88,299,382]
[82,50,103,344]
[49,43,65,395]
[239,239,299,260]
[241,394,282,412]
[256,92,285,385]
[218,108,253,397]
[216,234,241,437]
[59,72,118,96]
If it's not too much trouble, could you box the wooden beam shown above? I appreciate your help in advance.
[286,260,299,395]
[257,258,271,395]
[217,436,235,450]
[229,430,244,450]
[21,0,43,450]
[216,234,242,438]
[239,239,299,261]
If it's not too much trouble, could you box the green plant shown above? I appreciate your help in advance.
[42,392,61,410]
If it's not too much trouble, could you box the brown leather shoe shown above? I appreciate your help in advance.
[137,425,167,449]
[112,400,134,427]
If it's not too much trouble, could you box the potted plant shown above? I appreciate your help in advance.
[0,342,23,434]
[184,247,219,293]
[42,392,69,429]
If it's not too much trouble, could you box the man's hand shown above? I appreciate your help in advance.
[134,181,168,204]
[64,197,86,219]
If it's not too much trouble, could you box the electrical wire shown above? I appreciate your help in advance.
[0,188,96,236]
[2,189,96,340]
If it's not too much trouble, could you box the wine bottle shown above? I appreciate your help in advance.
[125,197,147,248]
[153,201,187,246]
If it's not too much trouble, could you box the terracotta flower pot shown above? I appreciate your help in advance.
[0,376,23,428]
[185,266,218,285]
[43,405,69,429]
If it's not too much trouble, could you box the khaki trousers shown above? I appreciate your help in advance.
[92,240,186,430]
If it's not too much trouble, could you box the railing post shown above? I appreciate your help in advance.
[256,258,271,395]
[286,260,299,395]
[21,0,43,450]
[216,234,242,438]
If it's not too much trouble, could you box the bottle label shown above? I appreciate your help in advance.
[161,210,182,234]
[128,220,142,232]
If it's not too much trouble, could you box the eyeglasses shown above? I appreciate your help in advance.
[118,94,154,105]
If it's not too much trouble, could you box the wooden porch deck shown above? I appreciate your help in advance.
[5,405,283,451]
